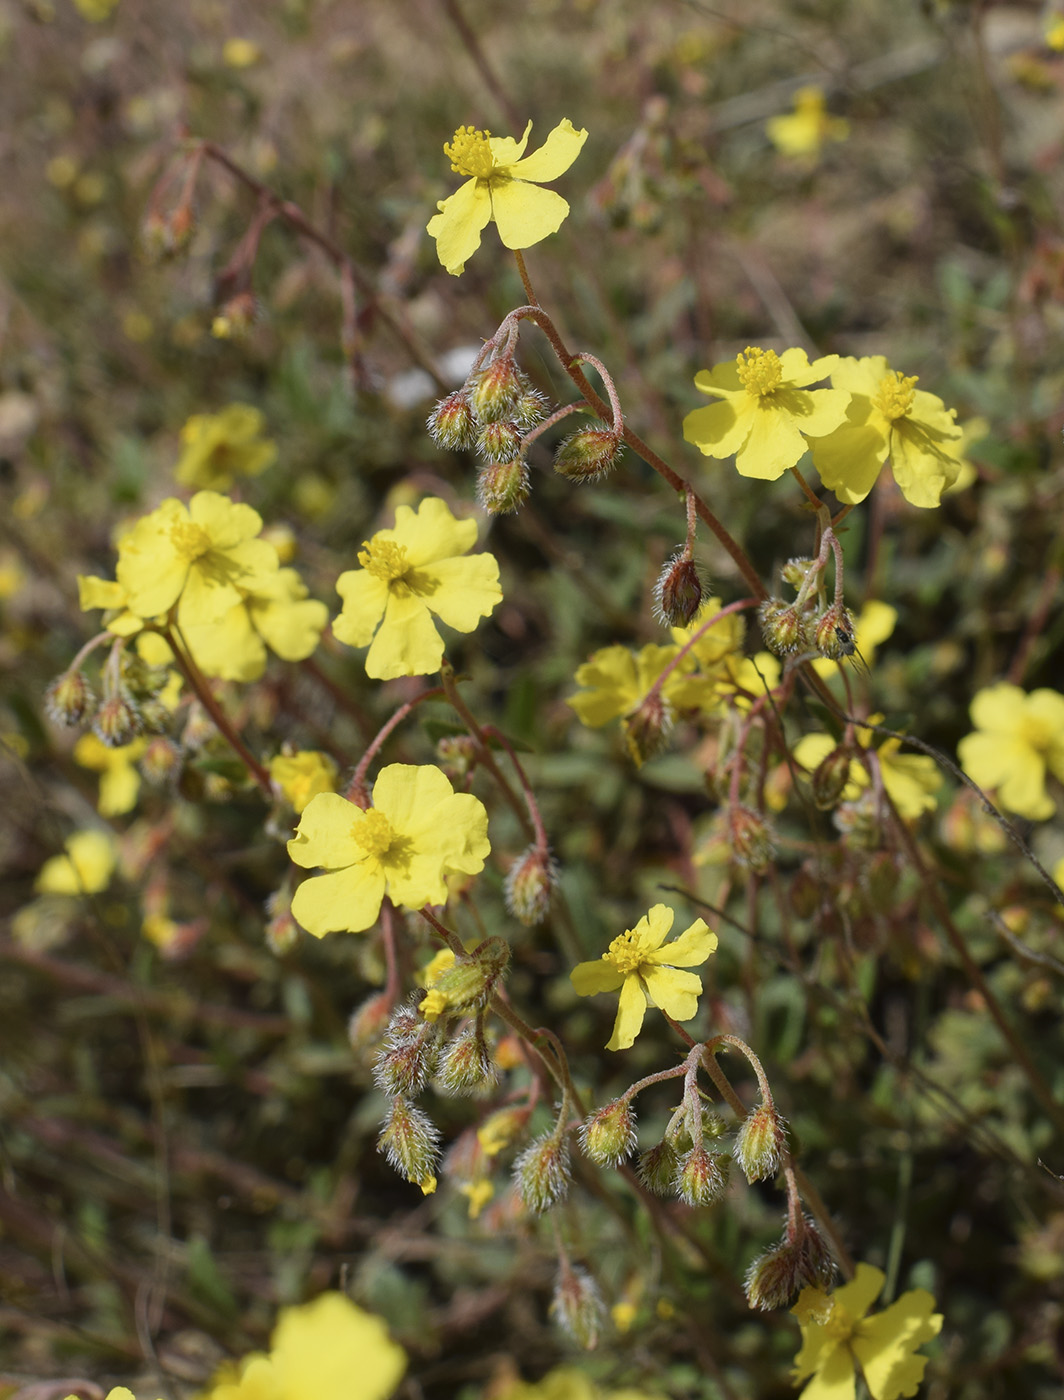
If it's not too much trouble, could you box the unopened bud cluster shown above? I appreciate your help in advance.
[744,1217,836,1311]
[45,669,97,727]
[374,1003,441,1098]
[580,1098,637,1168]
[758,557,859,664]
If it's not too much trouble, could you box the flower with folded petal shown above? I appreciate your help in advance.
[428,119,588,276]
[958,682,1064,820]
[36,829,117,895]
[174,404,276,490]
[333,497,501,680]
[683,347,850,481]
[180,567,328,682]
[570,904,717,1051]
[792,1262,942,1400]
[808,355,962,507]
[287,763,490,936]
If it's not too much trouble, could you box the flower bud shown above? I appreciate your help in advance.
[427,390,478,450]
[758,598,812,656]
[378,1097,441,1188]
[468,356,524,423]
[511,386,548,431]
[140,737,181,784]
[637,1140,679,1196]
[421,936,510,1018]
[93,692,142,748]
[504,844,558,926]
[374,1005,440,1097]
[654,552,704,627]
[435,733,478,783]
[580,1099,637,1168]
[551,1266,607,1351]
[744,1218,835,1311]
[811,746,854,810]
[477,419,523,464]
[780,557,816,590]
[212,291,258,340]
[734,1103,787,1183]
[553,427,623,482]
[514,1132,572,1214]
[728,804,774,873]
[141,202,195,260]
[814,604,858,660]
[436,1023,497,1096]
[45,670,96,726]
[347,991,393,1051]
[476,459,530,514]
[623,692,673,766]
[676,1145,730,1207]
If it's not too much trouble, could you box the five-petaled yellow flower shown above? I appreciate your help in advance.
[333,497,502,680]
[427,119,588,276]
[958,682,1064,820]
[808,355,962,508]
[74,732,148,816]
[792,1262,942,1400]
[570,903,717,1050]
[180,567,328,681]
[269,750,338,814]
[683,347,850,481]
[174,403,276,491]
[287,763,490,936]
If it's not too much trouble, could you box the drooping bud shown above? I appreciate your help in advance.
[637,1140,680,1196]
[378,1097,441,1189]
[511,386,548,432]
[780,557,816,590]
[580,1098,637,1168]
[436,1022,497,1096]
[551,1266,607,1350]
[728,804,774,873]
[814,604,858,660]
[476,458,530,514]
[347,991,393,1051]
[140,737,182,784]
[44,670,97,726]
[553,427,623,482]
[810,746,854,810]
[421,936,510,1019]
[435,733,479,783]
[623,692,673,766]
[758,598,813,656]
[477,420,523,464]
[374,1004,441,1097]
[734,1103,787,1183]
[468,356,524,424]
[654,551,704,627]
[92,692,142,748]
[427,390,478,450]
[264,884,299,954]
[676,1145,730,1207]
[514,1132,572,1214]
[744,1218,836,1311]
[504,844,559,926]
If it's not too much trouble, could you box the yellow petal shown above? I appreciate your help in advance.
[650,918,717,967]
[78,574,127,612]
[287,791,361,870]
[734,401,808,479]
[364,591,445,679]
[291,864,386,936]
[420,555,502,632]
[36,830,117,895]
[606,973,649,1050]
[269,1293,406,1400]
[570,958,626,996]
[427,178,492,275]
[641,964,703,1021]
[333,568,389,647]
[184,603,267,682]
[682,398,747,459]
[491,181,571,251]
[507,119,588,182]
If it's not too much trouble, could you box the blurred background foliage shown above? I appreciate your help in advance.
[1,0,1063,1396]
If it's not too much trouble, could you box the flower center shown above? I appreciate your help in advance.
[605,929,650,976]
[736,347,783,397]
[1018,712,1055,752]
[359,538,410,582]
[873,371,918,421]
[168,519,212,562]
[444,126,496,179]
[352,808,398,861]
[822,1302,856,1344]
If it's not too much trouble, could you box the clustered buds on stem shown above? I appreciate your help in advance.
[758,598,813,657]
[552,426,623,482]
[814,603,858,660]
[638,1139,680,1197]
[374,1003,441,1097]
[45,669,97,726]
[676,1144,730,1207]
[476,459,530,514]
[436,1019,497,1096]
[744,1217,836,1311]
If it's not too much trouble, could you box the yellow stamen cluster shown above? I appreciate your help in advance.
[873,371,918,421]
[444,126,495,179]
[358,539,410,583]
[604,929,647,975]
[168,519,212,561]
[736,346,783,397]
[354,808,398,860]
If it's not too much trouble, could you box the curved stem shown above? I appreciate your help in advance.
[348,686,444,803]
[439,661,533,838]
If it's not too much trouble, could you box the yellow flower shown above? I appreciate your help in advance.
[794,720,941,820]
[71,0,120,20]
[74,732,148,816]
[333,497,501,680]
[175,404,276,490]
[766,86,849,160]
[459,1178,495,1219]
[269,750,338,814]
[222,38,262,69]
[808,356,962,508]
[812,599,897,677]
[958,683,1064,820]
[570,903,717,1051]
[181,568,328,681]
[427,119,588,275]
[683,347,850,481]
[116,491,279,628]
[792,1262,942,1400]
[1047,16,1064,50]
[36,829,117,895]
[78,573,146,638]
[287,763,490,936]
[568,642,686,727]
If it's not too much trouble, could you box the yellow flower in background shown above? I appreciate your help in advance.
[181,567,328,681]
[74,732,148,816]
[222,38,262,69]
[333,497,501,680]
[116,491,279,627]
[77,573,146,638]
[808,356,962,508]
[794,720,941,820]
[174,404,276,490]
[792,1262,942,1400]
[812,599,897,677]
[71,0,120,20]
[287,764,490,936]
[683,347,849,481]
[958,683,1064,820]
[269,750,338,814]
[36,829,117,896]
[766,86,849,160]
[427,119,588,275]
[1047,15,1064,49]
[570,903,717,1051]
[568,642,686,728]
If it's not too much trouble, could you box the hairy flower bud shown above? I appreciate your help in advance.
[511,386,548,431]
[468,356,524,424]
[814,604,858,660]
[476,458,530,514]
[553,427,623,482]
[744,1218,836,1311]
[422,937,510,1019]
[623,692,673,766]
[477,419,523,464]
[758,598,812,656]
[780,557,816,590]
[93,692,142,748]
[514,1132,572,1214]
[676,1145,730,1207]
[264,884,298,955]
[580,1098,637,1168]
[374,1005,440,1097]
[436,1023,497,1096]
[734,1103,787,1183]
[45,670,96,726]
[551,1266,607,1350]
[728,804,774,873]
[141,202,195,261]
[504,844,559,926]
[435,733,478,783]
[811,745,854,810]
[637,1139,679,1196]
[378,1097,441,1191]
[140,737,181,784]
[427,390,478,450]
[654,551,704,627]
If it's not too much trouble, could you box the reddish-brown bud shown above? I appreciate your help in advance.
[476,458,530,514]
[504,844,559,926]
[814,604,858,660]
[744,1218,836,1310]
[374,1004,440,1097]
[427,390,478,450]
[637,1140,680,1196]
[347,991,393,1051]
[728,804,774,873]
[45,670,96,726]
[511,386,548,431]
[553,427,623,482]
[477,419,523,464]
[676,1145,730,1207]
[811,745,854,810]
[654,552,704,627]
[580,1098,637,1168]
[623,692,673,766]
[93,692,142,748]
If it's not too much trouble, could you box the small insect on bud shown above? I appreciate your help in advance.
[744,1218,835,1311]
[553,427,623,482]
[654,551,704,627]
[810,745,854,811]
[476,458,530,515]
[780,557,816,590]
[580,1098,637,1168]
[468,356,524,424]
[44,670,96,726]
[93,692,142,748]
[676,1145,730,1207]
[551,1266,607,1351]
[477,419,523,464]
[758,598,812,656]
[514,1132,572,1214]
[436,1022,497,1096]
[637,1139,680,1196]
[427,390,478,450]
[422,937,510,1019]
[347,991,393,1051]
[728,804,774,874]
[140,737,181,784]
[374,1005,441,1098]
[814,604,858,661]
[734,1102,787,1183]
[378,1097,441,1189]
[623,692,673,767]
[504,844,559,926]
